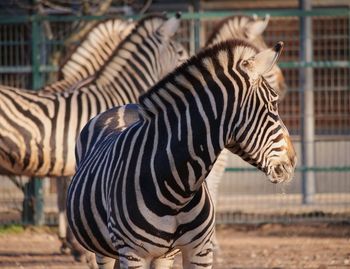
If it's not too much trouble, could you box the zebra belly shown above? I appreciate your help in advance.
[106,184,215,258]
[67,172,119,258]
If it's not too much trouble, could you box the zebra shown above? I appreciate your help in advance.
[67,39,296,268]
[0,13,187,176]
[0,16,137,176]
[69,15,287,265]
[40,18,135,94]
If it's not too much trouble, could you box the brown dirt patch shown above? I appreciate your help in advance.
[0,223,349,268]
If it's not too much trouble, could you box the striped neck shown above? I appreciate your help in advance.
[95,15,168,88]
[138,46,252,194]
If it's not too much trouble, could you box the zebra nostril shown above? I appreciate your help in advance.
[274,164,284,177]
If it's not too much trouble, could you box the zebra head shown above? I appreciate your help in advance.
[154,13,189,78]
[226,41,296,184]
[206,14,287,99]
[206,14,270,47]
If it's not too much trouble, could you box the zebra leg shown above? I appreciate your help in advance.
[57,176,93,264]
[182,241,214,269]
[56,177,70,254]
[116,248,150,269]
[95,254,116,269]
[151,256,175,269]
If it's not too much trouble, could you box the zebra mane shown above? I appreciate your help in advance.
[94,13,168,79]
[58,18,134,81]
[206,15,247,46]
[205,15,269,49]
[139,39,258,115]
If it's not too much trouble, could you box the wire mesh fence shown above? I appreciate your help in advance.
[0,8,349,225]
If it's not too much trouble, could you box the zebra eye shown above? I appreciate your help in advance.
[271,100,278,109]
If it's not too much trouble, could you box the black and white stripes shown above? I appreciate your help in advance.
[0,14,187,177]
[67,40,296,268]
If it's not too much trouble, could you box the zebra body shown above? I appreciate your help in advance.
[68,40,296,268]
[0,14,187,177]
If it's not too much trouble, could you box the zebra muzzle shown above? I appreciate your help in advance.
[268,161,295,184]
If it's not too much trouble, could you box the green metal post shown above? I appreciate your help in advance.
[22,15,45,226]
[193,0,201,52]
[31,16,42,90]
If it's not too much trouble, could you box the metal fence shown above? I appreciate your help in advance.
[0,8,349,225]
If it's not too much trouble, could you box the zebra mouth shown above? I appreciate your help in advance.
[267,163,294,184]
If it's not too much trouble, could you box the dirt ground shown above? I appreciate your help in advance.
[0,223,349,269]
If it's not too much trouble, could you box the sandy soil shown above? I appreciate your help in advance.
[0,223,349,269]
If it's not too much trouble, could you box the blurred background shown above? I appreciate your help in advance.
[0,0,349,227]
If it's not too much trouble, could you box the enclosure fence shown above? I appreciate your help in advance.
[0,8,349,225]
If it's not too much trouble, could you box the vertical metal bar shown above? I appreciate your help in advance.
[188,5,195,56]
[193,0,201,52]
[31,16,41,90]
[299,0,316,204]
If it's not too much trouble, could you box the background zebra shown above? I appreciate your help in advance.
[68,39,296,268]
[58,19,135,84]
[0,13,186,177]
[42,18,135,94]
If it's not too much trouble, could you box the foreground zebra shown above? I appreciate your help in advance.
[68,39,296,268]
[70,14,283,266]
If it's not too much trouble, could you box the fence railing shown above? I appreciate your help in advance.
[0,8,349,224]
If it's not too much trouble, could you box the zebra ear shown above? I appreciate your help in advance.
[246,14,270,40]
[241,41,283,77]
[158,12,181,38]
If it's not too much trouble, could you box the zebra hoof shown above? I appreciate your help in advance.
[59,239,72,255]
[75,251,98,269]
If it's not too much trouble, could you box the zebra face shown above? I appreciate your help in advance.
[228,42,296,184]
[155,15,189,79]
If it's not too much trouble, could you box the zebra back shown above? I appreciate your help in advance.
[206,15,287,99]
